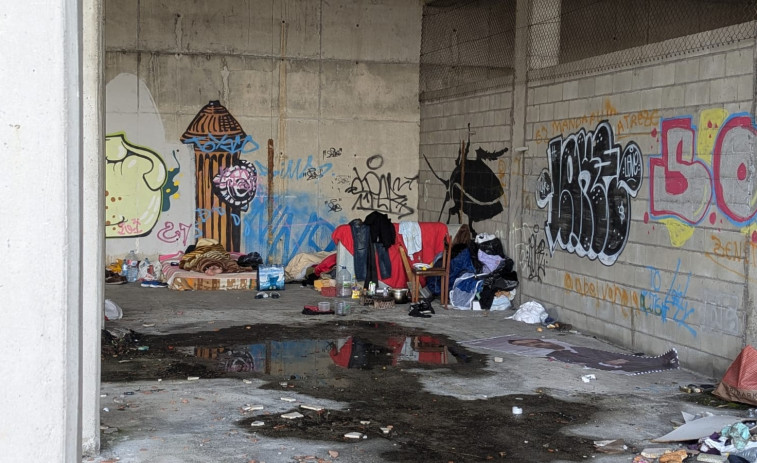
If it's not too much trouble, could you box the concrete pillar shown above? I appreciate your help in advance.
[528,0,561,69]
[507,0,531,309]
[82,0,105,456]
[0,0,83,460]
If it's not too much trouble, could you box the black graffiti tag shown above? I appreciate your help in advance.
[535,120,643,266]
[345,155,417,219]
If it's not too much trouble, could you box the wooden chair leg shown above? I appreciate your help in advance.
[413,276,420,302]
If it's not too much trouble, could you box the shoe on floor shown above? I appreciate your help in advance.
[106,275,127,285]
[408,305,431,318]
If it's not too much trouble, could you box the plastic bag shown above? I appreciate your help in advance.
[104,299,123,321]
[138,258,156,281]
[509,300,548,324]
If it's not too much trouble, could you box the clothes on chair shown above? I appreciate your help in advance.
[364,212,395,282]
[399,221,422,257]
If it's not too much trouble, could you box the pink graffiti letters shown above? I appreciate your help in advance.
[650,113,757,226]
[156,221,200,246]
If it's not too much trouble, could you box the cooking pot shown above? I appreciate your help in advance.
[389,288,409,303]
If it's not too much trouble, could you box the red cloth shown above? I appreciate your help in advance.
[331,222,449,289]
[314,253,336,277]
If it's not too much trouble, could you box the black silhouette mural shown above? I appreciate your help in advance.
[424,133,508,234]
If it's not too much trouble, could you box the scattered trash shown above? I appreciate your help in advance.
[243,379,252,384]
[137,346,149,351]
[641,447,677,458]
[281,397,296,402]
[250,421,265,427]
[507,300,549,324]
[380,426,392,434]
[280,382,289,387]
[300,404,324,411]
[142,323,155,327]
[594,439,627,454]
[281,412,304,420]
[512,406,523,415]
[242,404,264,411]
[494,357,503,363]
[344,432,365,439]
[103,407,110,412]
[696,454,727,462]
[721,422,751,450]
[654,414,751,442]
[581,374,596,383]
[187,376,200,381]
[328,450,339,458]
[657,449,688,463]
[360,420,371,425]
[104,299,123,321]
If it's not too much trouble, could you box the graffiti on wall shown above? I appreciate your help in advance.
[639,259,697,337]
[243,193,337,264]
[648,110,757,248]
[423,134,509,232]
[181,100,260,252]
[536,120,643,266]
[105,132,169,238]
[346,154,418,219]
[253,155,333,181]
[515,224,548,282]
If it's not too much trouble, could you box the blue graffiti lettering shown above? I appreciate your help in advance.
[243,195,339,264]
[253,155,332,181]
[640,259,697,337]
[183,133,260,155]
[195,208,241,226]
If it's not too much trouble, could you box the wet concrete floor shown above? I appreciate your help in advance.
[93,284,726,463]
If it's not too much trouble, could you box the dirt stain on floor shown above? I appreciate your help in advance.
[102,321,598,462]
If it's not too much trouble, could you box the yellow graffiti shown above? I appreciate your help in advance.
[563,273,640,313]
[697,108,729,165]
[659,218,695,248]
[706,234,757,283]
[534,98,660,145]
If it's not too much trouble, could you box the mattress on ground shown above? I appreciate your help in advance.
[161,260,257,291]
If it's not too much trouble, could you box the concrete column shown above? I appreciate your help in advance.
[0,0,83,460]
[507,0,531,308]
[82,0,105,456]
[528,0,561,69]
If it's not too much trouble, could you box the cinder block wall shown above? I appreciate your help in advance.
[417,16,757,377]
[521,30,756,377]
[419,82,515,240]
[103,0,422,264]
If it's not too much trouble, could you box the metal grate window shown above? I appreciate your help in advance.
[421,0,757,94]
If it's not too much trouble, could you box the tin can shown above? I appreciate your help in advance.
[368,282,376,295]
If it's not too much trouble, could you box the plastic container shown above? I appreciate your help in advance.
[126,250,139,283]
[317,302,331,312]
[336,266,352,298]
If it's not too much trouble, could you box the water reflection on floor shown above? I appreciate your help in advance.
[178,333,463,386]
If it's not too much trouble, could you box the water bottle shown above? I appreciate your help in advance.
[126,250,139,283]
[336,266,352,298]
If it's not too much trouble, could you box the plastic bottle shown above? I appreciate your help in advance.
[126,250,139,283]
[336,266,352,298]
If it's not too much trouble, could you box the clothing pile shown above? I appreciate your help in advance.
[179,238,252,274]
[427,227,518,310]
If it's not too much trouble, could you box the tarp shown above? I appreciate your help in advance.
[714,345,757,406]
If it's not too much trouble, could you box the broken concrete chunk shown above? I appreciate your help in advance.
[300,404,324,411]
[281,411,304,419]
[242,404,264,411]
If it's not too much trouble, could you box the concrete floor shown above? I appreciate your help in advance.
[89,283,728,463]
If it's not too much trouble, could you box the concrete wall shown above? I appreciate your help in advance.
[418,7,757,376]
[104,0,422,265]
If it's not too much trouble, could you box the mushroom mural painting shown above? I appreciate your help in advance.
[105,133,168,237]
[181,100,260,252]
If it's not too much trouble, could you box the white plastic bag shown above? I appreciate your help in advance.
[508,300,548,324]
[104,299,123,321]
